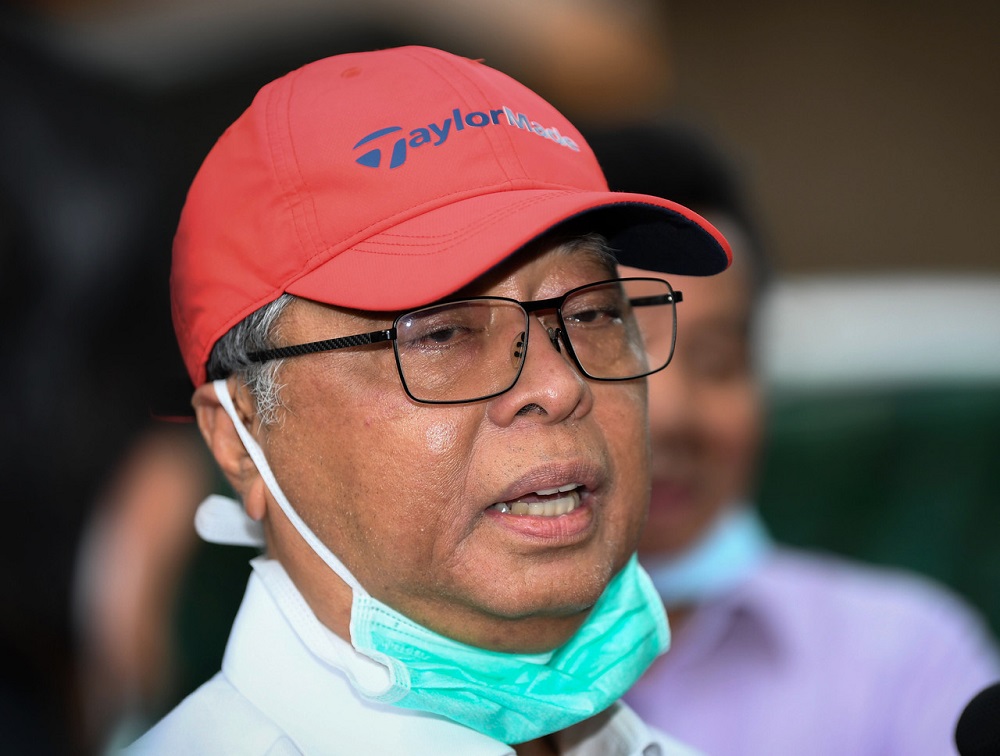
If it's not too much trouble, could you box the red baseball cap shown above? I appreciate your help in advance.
[172,46,731,386]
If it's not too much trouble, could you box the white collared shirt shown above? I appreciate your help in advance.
[126,558,698,755]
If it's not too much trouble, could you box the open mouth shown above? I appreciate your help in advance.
[488,484,582,516]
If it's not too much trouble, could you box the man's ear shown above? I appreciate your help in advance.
[192,380,267,521]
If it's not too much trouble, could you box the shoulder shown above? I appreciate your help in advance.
[756,547,1000,669]
[122,673,298,756]
[763,547,983,622]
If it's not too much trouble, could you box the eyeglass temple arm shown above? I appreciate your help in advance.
[247,329,394,364]
[629,291,683,307]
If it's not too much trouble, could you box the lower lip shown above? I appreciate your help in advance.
[485,500,595,541]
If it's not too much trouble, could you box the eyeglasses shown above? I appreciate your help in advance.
[247,277,682,404]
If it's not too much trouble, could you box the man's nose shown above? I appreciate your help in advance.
[487,315,591,425]
[518,315,580,384]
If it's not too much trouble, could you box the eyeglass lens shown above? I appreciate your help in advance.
[393,278,677,404]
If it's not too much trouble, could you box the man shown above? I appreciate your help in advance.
[586,121,1000,755]
[127,47,731,754]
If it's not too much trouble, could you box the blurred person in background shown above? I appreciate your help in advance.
[126,46,733,755]
[0,9,217,754]
[584,120,1000,756]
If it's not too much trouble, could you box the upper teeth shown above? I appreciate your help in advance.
[491,485,582,516]
[534,483,579,496]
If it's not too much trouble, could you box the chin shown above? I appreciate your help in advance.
[487,566,610,621]
[492,610,592,654]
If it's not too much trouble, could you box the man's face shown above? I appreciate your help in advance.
[255,241,650,653]
[628,223,763,558]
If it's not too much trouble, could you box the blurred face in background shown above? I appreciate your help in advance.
[628,216,764,558]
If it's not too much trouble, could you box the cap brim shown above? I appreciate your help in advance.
[285,189,731,311]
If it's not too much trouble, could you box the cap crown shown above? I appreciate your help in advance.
[172,46,730,385]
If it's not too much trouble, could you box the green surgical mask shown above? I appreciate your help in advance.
[208,379,670,744]
[350,551,668,743]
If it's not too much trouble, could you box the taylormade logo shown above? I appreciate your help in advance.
[353,106,580,169]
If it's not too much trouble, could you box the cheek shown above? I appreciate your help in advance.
[356,411,472,500]
[599,383,649,463]
[274,379,476,555]
[701,384,763,483]
[424,420,459,456]
[345,412,482,558]
[399,416,482,522]
[597,384,651,531]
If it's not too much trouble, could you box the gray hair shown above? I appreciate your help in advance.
[203,231,617,423]
[205,293,294,426]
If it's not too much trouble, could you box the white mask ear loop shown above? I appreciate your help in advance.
[212,378,364,594]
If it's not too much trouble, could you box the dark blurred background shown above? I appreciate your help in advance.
[1,1,997,753]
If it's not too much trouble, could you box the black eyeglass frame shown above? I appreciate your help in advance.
[245,277,683,405]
